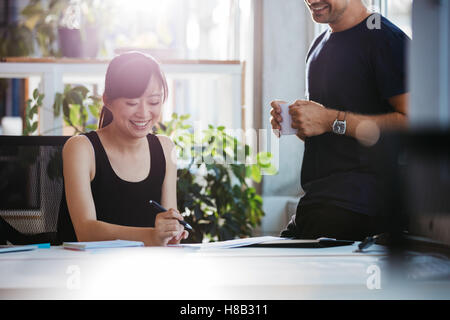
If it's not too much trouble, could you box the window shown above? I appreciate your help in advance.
[383,0,413,38]
[0,0,254,135]
[313,0,413,38]
[103,0,253,131]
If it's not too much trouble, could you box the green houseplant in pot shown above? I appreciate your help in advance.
[21,0,113,58]
[20,0,66,57]
[157,113,276,243]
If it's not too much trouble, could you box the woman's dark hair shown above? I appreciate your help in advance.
[98,51,168,128]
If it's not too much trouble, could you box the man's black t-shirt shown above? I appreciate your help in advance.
[300,14,409,216]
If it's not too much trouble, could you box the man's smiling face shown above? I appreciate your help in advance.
[304,0,350,24]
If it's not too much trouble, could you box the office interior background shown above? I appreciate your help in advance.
[0,0,448,242]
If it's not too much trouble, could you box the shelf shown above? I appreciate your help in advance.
[0,57,242,75]
[0,57,244,135]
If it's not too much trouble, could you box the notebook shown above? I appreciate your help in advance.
[63,240,144,251]
[0,243,51,254]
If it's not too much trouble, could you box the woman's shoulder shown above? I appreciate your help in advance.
[64,133,91,148]
[154,134,176,167]
[155,134,175,150]
[63,133,95,159]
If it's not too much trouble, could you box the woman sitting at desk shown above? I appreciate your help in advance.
[57,52,188,246]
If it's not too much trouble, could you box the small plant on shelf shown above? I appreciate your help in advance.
[52,84,102,134]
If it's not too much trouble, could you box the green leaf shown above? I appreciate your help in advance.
[37,93,44,105]
[53,92,63,117]
[33,88,39,100]
[62,100,70,120]
[21,1,44,18]
[24,100,31,117]
[250,165,262,183]
[67,90,83,106]
[262,164,278,175]
[88,104,100,119]
[69,104,81,127]
[245,144,250,157]
[64,84,72,95]
[71,85,89,98]
[30,104,38,115]
[194,206,203,220]
[31,122,38,133]
[86,124,97,131]
[257,152,273,168]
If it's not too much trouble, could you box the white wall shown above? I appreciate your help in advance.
[261,0,313,197]
[257,0,315,235]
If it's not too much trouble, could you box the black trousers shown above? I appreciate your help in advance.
[280,203,381,241]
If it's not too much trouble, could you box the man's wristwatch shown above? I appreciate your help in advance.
[332,111,347,135]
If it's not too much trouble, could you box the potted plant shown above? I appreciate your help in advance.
[20,0,65,57]
[52,84,102,134]
[157,114,276,243]
[0,22,35,57]
[20,0,113,58]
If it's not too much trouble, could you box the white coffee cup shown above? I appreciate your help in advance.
[279,102,297,136]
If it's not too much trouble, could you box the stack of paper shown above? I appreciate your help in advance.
[63,240,144,251]
[172,236,356,249]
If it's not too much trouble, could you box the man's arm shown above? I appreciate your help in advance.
[343,93,409,144]
[288,93,409,144]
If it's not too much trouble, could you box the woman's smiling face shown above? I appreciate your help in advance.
[105,76,163,138]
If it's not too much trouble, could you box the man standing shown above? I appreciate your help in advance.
[270,0,410,240]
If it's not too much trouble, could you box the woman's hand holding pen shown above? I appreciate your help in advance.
[152,208,189,246]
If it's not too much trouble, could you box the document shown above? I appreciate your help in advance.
[172,236,286,249]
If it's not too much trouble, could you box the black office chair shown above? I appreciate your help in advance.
[0,135,70,245]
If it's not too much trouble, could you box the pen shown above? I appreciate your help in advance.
[355,234,384,252]
[148,200,193,231]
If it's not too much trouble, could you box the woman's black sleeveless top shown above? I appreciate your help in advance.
[57,131,166,242]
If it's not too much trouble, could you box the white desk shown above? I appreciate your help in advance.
[0,243,449,299]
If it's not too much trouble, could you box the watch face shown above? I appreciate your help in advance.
[333,120,346,135]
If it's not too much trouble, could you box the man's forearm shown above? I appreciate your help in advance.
[325,108,408,144]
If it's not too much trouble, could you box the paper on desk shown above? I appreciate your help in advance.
[63,239,144,251]
[172,236,285,249]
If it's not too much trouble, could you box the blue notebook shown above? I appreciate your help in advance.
[63,240,144,251]
[0,243,51,254]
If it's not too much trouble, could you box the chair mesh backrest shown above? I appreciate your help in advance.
[0,136,68,235]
